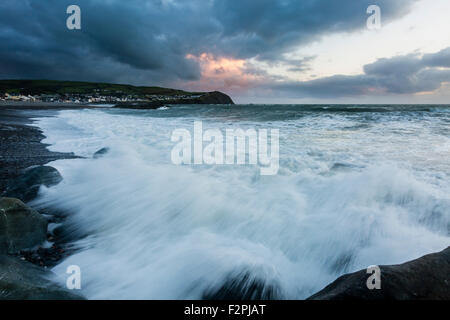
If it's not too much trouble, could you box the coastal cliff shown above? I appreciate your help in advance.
[115,90,234,109]
[0,80,234,108]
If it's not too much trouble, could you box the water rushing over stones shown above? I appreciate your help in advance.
[31,104,450,299]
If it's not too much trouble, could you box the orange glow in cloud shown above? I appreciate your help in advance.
[183,53,262,93]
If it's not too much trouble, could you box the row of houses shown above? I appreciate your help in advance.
[0,93,37,102]
[0,93,144,104]
[1,92,205,104]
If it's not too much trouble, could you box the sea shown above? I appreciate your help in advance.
[31,104,450,299]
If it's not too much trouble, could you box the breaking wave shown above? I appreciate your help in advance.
[31,105,450,299]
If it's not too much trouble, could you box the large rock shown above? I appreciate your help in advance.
[0,197,48,254]
[0,254,83,300]
[2,166,63,202]
[308,247,450,300]
[203,271,282,300]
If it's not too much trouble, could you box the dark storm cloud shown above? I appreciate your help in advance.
[0,0,418,86]
[0,0,205,84]
[268,47,450,98]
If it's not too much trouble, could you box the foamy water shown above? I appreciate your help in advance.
[31,105,450,299]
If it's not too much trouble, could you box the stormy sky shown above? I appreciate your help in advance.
[1,0,449,103]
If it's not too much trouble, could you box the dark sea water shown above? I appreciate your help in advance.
[32,104,450,299]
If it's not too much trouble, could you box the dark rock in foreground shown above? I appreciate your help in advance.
[0,197,47,254]
[308,247,450,300]
[203,271,282,300]
[0,107,83,299]
[93,147,110,159]
[2,166,63,202]
[0,254,83,300]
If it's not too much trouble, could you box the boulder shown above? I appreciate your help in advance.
[0,197,48,254]
[308,247,450,300]
[203,271,282,300]
[93,147,110,159]
[0,254,84,300]
[2,166,63,202]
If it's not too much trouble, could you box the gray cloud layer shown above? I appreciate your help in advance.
[0,0,418,90]
[269,47,450,98]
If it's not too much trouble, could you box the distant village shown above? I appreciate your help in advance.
[0,90,203,104]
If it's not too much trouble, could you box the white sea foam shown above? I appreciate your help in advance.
[32,107,450,299]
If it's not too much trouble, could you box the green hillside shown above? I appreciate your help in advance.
[0,80,200,97]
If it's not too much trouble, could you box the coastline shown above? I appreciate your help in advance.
[0,103,85,192]
[0,101,91,109]
[0,103,86,299]
[0,103,448,300]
